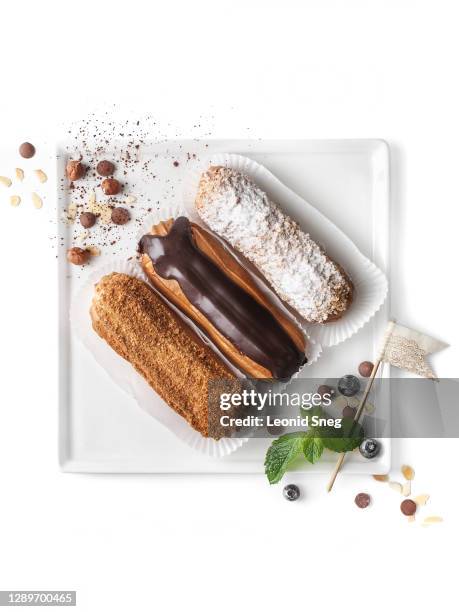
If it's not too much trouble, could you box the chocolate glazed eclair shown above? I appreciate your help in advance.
[139,216,307,380]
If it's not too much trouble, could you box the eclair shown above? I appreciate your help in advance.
[195,166,353,324]
[139,216,307,380]
[90,272,240,439]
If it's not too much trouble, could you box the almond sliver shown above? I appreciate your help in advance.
[373,474,389,482]
[67,203,77,221]
[413,494,430,506]
[31,192,43,209]
[402,481,411,497]
[401,465,415,480]
[333,396,348,410]
[364,401,375,414]
[389,481,403,494]
[424,516,443,524]
[87,245,101,256]
[0,176,12,187]
[34,169,48,183]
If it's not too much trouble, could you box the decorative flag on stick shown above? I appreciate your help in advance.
[379,321,447,379]
[326,320,447,492]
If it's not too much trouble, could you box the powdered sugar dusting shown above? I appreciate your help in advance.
[196,166,352,323]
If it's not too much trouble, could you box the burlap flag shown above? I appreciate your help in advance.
[380,321,448,379]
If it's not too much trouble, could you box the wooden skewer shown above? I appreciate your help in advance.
[326,359,382,492]
[326,320,395,492]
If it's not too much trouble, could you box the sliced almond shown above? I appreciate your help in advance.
[93,203,112,224]
[413,494,430,506]
[401,465,415,480]
[67,203,78,221]
[15,168,24,181]
[402,481,411,497]
[10,195,21,207]
[389,481,403,494]
[31,192,43,209]
[88,246,100,256]
[34,169,48,183]
[126,195,137,204]
[87,191,111,224]
[0,176,12,188]
[86,245,101,256]
[423,516,443,524]
[101,205,112,224]
[364,401,375,414]
[347,396,360,408]
[372,474,389,482]
[333,396,348,410]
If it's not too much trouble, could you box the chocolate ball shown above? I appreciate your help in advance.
[79,212,96,229]
[354,492,371,508]
[111,207,130,225]
[267,423,285,436]
[400,499,417,516]
[102,178,121,196]
[66,160,85,181]
[318,384,334,400]
[67,247,90,266]
[358,361,374,377]
[97,160,115,177]
[19,142,36,158]
[342,405,357,419]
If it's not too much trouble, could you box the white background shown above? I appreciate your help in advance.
[0,1,457,610]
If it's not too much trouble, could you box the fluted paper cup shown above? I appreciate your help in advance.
[182,153,388,347]
[70,256,248,458]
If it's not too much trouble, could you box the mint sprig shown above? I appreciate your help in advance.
[264,410,364,484]
[303,430,324,464]
[264,432,307,484]
[320,417,364,453]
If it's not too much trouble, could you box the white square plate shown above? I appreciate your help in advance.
[59,139,390,474]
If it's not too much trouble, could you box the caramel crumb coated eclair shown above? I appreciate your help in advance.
[139,217,307,380]
[90,272,239,439]
[195,166,353,324]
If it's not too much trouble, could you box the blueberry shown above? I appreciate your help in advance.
[359,438,381,459]
[338,375,361,397]
[283,484,300,501]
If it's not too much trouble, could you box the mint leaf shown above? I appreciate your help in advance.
[264,432,307,484]
[321,417,364,453]
[303,431,324,464]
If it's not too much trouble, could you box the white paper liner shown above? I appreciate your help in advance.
[70,255,248,458]
[182,153,388,348]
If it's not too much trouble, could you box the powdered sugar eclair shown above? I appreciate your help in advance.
[195,166,353,324]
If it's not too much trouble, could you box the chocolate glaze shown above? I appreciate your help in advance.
[139,217,306,379]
